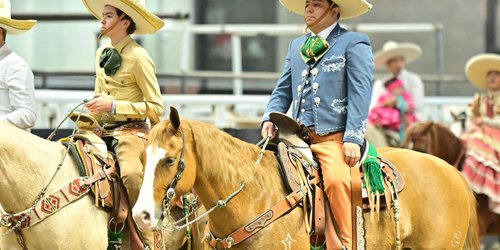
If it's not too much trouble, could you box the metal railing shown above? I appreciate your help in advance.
[34,90,471,129]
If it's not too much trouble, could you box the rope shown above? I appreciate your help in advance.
[173,183,245,231]
[255,136,270,165]
[47,99,91,141]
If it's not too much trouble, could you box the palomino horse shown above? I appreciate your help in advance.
[0,121,201,249]
[404,121,500,238]
[133,107,479,249]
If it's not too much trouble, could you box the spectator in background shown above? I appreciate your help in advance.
[0,0,37,130]
[371,41,424,118]
[461,53,500,219]
[368,77,417,141]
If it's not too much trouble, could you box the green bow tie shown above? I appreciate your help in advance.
[99,48,122,76]
[300,35,330,63]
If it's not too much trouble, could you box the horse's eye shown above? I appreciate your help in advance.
[164,157,176,166]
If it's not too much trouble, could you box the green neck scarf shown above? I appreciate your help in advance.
[300,35,330,63]
[99,48,122,76]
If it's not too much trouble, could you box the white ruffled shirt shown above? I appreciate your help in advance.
[0,43,36,130]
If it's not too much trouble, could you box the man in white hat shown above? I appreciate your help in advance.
[81,0,164,248]
[261,0,373,249]
[0,0,37,130]
[371,41,424,116]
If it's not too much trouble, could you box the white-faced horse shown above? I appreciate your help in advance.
[0,121,200,249]
[133,107,479,249]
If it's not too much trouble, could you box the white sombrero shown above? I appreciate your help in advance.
[374,41,422,70]
[279,0,372,19]
[0,0,36,35]
[465,53,500,90]
[82,0,164,35]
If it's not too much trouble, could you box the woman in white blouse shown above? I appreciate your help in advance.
[0,0,37,130]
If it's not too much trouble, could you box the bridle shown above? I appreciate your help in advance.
[156,130,187,229]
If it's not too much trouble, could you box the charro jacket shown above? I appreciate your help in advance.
[93,36,164,125]
[263,24,373,146]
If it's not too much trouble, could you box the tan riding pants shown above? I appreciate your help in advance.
[310,131,354,250]
[114,134,154,248]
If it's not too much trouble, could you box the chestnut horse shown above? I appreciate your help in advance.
[133,107,479,249]
[404,121,500,238]
[0,121,200,249]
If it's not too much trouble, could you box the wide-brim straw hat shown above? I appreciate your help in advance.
[0,0,36,35]
[279,0,372,20]
[374,41,422,70]
[82,0,164,35]
[465,53,500,90]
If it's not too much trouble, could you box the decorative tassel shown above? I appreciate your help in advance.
[107,229,123,250]
[310,244,326,250]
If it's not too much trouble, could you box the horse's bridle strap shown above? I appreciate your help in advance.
[204,189,305,249]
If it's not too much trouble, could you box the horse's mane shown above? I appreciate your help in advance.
[150,119,283,192]
[406,121,465,166]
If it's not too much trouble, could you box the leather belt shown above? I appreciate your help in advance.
[102,121,150,139]
[309,130,344,144]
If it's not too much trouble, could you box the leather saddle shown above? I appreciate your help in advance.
[63,112,146,249]
[270,111,406,215]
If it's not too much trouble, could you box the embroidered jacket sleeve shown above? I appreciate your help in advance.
[344,34,373,146]
[0,59,36,129]
[262,41,293,122]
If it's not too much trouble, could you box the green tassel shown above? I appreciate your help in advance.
[310,243,326,250]
[107,229,123,250]
[363,144,385,194]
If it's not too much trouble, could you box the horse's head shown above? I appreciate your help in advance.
[402,121,434,153]
[133,107,197,231]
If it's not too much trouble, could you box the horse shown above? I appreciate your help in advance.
[133,107,479,249]
[0,121,201,249]
[404,121,500,238]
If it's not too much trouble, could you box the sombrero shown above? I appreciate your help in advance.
[374,41,422,70]
[279,0,372,20]
[0,0,36,35]
[465,53,500,90]
[82,0,164,35]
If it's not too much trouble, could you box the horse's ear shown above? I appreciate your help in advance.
[423,121,434,131]
[169,106,181,131]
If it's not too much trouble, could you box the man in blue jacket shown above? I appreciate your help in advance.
[261,0,373,249]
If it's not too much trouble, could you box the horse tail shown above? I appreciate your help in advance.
[461,173,480,250]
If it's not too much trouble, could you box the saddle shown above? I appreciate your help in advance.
[64,112,146,249]
[270,112,406,237]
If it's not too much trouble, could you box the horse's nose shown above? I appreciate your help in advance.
[134,210,152,231]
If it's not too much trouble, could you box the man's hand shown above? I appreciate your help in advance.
[261,121,277,139]
[343,142,361,167]
[85,94,113,113]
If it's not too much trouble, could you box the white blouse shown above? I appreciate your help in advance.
[0,43,36,130]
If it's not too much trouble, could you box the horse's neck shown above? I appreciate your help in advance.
[191,124,286,236]
[0,129,78,212]
[430,126,464,165]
